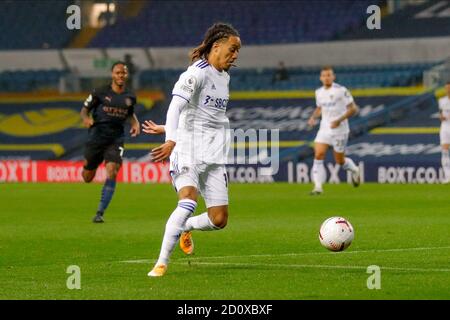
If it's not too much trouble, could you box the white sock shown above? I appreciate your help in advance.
[312,159,325,190]
[442,150,450,180]
[342,157,358,174]
[156,199,197,265]
[184,212,220,231]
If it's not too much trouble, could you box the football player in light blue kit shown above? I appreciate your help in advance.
[143,23,241,276]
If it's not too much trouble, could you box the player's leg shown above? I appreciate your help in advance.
[311,132,329,194]
[92,161,121,223]
[180,165,228,255]
[148,165,200,277]
[82,141,103,183]
[440,127,450,183]
[184,204,225,232]
[82,166,96,183]
[334,152,360,187]
[312,131,332,194]
[332,134,360,187]
[92,143,123,223]
[180,205,226,256]
[441,144,450,183]
[312,143,328,194]
[184,165,228,232]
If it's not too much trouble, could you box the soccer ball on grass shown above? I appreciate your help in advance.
[319,217,354,251]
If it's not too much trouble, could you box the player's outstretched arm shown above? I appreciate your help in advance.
[142,120,165,135]
[129,113,140,137]
[80,107,94,128]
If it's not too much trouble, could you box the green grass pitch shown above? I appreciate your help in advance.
[0,183,449,299]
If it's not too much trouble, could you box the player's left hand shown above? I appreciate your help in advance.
[330,120,341,129]
[151,140,175,162]
[130,122,140,137]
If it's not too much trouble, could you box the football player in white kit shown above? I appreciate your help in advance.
[438,81,450,183]
[142,23,241,277]
[307,66,361,195]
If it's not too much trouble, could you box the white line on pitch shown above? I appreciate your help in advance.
[121,259,153,264]
[171,261,450,273]
[119,246,450,264]
[177,246,450,261]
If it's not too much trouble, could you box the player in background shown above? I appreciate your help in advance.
[438,81,450,183]
[80,62,140,222]
[307,66,360,195]
[143,22,241,277]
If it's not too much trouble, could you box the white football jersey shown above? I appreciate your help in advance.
[315,82,354,135]
[439,96,450,128]
[171,59,231,164]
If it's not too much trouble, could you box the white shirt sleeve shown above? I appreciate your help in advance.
[315,90,321,108]
[164,95,188,143]
[172,66,204,103]
[342,87,354,106]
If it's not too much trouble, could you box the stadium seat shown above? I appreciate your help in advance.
[0,0,74,49]
[139,62,439,91]
[89,0,381,48]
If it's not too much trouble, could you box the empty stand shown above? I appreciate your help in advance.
[340,0,450,40]
[0,0,74,49]
[139,62,439,91]
[0,69,66,92]
[89,0,378,47]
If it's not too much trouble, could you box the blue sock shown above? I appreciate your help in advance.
[97,179,116,214]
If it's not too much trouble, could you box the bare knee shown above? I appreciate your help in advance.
[208,206,228,229]
[82,169,96,183]
[178,186,198,202]
[211,214,228,229]
[314,144,328,160]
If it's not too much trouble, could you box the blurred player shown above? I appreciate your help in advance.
[307,66,360,195]
[438,81,450,183]
[143,22,241,277]
[80,61,140,222]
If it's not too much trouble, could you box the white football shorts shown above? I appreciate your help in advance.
[440,126,450,145]
[170,160,229,208]
[314,131,349,153]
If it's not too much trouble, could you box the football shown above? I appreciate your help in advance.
[319,217,354,251]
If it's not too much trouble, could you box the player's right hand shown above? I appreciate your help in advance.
[83,118,94,128]
[142,120,165,135]
[151,140,175,162]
